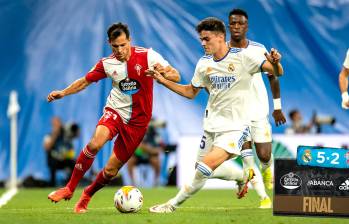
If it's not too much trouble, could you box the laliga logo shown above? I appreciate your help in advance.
[280,172,302,190]
[302,149,312,163]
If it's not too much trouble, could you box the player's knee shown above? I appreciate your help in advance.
[87,140,104,153]
[255,143,272,163]
[256,150,271,163]
[242,141,252,149]
[104,166,118,179]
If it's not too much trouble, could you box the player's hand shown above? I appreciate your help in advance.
[341,100,349,109]
[154,63,173,77]
[47,90,65,102]
[272,109,286,126]
[153,63,166,74]
[265,48,281,65]
[145,69,166,83]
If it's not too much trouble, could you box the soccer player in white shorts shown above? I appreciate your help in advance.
[228,9,286,191]
[147,17,283,213]
[339,49,349,109]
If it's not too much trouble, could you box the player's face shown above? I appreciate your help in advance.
[109,32,131,61]
[229,15,248,42]
[199,30,224,55]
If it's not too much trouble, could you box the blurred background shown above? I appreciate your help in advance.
[1,0,349,188]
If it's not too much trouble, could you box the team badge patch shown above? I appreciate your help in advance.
[135,64,142,76]
[346,151,349,164]
[302,149,312,163]
[228,63,235,72]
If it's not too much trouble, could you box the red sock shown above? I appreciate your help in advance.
[66,145,96,192]
[84,169,111,197]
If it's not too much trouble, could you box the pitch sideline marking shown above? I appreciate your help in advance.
[0,188,18,208]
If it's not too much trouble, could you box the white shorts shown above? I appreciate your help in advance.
[250,118,272,143]
[196,126,251,161]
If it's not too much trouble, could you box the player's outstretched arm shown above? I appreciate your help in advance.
[267,75,286,126]
[47,77,91,102]
[146,69,200,99]
[339,66,349,109]
[263,48,283,77]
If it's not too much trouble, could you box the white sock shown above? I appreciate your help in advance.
[250,173,268,199]
[241,149,254,181]
[261,154,273,171]
[169,162,212,207]
[210,160,243,181]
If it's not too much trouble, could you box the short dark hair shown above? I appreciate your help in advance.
[196,17,226,36]
[107,22,130,40]
[228,8,248,20]
[289,109,299,120]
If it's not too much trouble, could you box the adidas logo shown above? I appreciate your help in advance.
[339,179,349,190]
[75,163,83,171]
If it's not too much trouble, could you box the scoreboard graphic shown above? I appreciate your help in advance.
[274,158,349,217]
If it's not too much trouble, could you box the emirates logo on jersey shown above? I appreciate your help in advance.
[119,77,140,95]
[135,64,142,76]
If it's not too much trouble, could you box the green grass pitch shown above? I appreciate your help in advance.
[0,187,348,224]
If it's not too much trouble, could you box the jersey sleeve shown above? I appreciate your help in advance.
[242,50,266,75]
[191,59,206,88]
[260,46,272,76]
[85,60,107,82]
[343,49,349,69]
[147,48,170,69]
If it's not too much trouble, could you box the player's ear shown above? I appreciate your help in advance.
[220,33,226,41]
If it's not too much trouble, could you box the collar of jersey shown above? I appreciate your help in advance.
[227,39,250,50]
[213,48,230,62]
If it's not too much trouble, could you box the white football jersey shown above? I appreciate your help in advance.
[245,41,270,121]
[191,48,265,132]
[343,49,349,69]
[229,40,269,121]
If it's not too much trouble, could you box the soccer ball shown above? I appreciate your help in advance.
[114,186,143,213]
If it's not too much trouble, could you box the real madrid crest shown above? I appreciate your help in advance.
[228,63,235,73]
[302,149,312,163]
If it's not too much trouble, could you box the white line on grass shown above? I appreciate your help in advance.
[0,188,18,208]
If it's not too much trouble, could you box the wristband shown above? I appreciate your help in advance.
[273,98,282,110]
[341,92,349,102]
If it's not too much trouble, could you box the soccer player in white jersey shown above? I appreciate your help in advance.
[339,49,349,109]
[147,17,283,213]
[228,9,286,191]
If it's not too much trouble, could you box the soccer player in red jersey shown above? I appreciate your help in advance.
[47,22,180,213]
